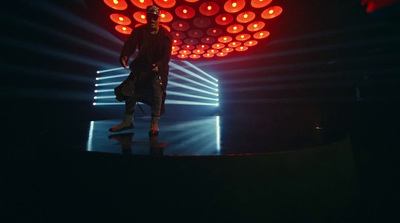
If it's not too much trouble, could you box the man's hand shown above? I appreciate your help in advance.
[152,64,158,72]
[121,56,128,69]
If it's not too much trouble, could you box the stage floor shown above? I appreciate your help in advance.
[85,115,347,156]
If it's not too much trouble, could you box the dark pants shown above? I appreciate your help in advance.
[124,71,163,117]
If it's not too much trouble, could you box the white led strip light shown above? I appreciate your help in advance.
[93,60,219,106]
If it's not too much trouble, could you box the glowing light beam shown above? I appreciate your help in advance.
[167,91,218,101]
[96,73,129,80]
[169,62,218,87]
[168,81,219,96]
[182,61,219,82]
[169,72,218,92]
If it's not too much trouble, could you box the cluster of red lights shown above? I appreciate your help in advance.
[104,0,283,59]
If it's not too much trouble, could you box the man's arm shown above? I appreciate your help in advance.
[120,26,141,69]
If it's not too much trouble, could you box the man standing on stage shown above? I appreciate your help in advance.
[109,5,172,136]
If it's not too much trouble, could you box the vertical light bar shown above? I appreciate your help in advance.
[87,121,94,151]
[216,116,220,153]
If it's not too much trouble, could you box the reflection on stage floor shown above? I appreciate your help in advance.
[86,115,346,156]
[87,116,221,156]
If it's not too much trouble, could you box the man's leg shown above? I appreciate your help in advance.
[109,96,136,132]
[149,75,163,136]
[109,77,136,132]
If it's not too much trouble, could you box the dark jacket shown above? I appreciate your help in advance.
[115,24,172,115]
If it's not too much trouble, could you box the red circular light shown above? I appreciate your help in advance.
[193,17,211,28]
[160,24,170,32]
[184,38,199,45]
[154,0,176,8]
[203,53,214,58]
[227,24,244,34]
[237,11,256,23]
[228,41,241,47]
[217,52,228,57]
[175,5,195,19]
[193,49,205,54]
[235,46,248,51]
[215,13,234,26]
[222,47,234,53]
[236,33,251,41]
[172,21,190,31]
[206,28,223,36]
[251,0,272,8]
[218,36,233,43]
[130,0,153,9]
[181,44,195,50]
[207,49,219,54]
[188,29,204,38]
[171,46,180,51]
[104,0,128,10]
[159,10,173,23]
[190,54,201,59]
[201,37,215,44]
[212,43,225,49]
[196,44,209,50]
[253,30,270,39]
[179,50,191,55]
[244,40,258,46]
[224,0,246,13]
[115,25,132,34]
[261,6,283,19]
[110,14,131,25]
[199,2,219,16]
[247,21,265,32]
[173,39,183,45]
[133,11,147,23]
[171,31,185,40]
[103,0,283,60]
[177,54,188,59]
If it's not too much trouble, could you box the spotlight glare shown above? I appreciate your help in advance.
[94,89,114,93]
[96,73,129,80]
[95,81,121,86]
[97,67,127,73]
[93,95,115,99]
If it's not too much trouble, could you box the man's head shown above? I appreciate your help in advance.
[146,5,160,30]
